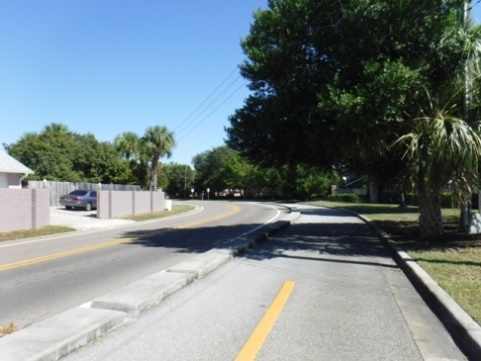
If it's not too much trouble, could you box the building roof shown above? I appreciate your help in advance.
[0,152,33,174]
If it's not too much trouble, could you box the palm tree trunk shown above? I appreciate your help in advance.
[151,164,158,191]
[418,190,443,239]
[150,155,160,191]
[460,197,471,232]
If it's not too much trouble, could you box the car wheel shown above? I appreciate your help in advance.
[85,203,92,211]
[65,206,72,210]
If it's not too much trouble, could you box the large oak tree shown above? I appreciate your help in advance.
[227,0,481,238]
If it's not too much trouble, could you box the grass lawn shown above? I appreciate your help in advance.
[307,200,481,325]
[0,225,75,243]
[122,204,195,221]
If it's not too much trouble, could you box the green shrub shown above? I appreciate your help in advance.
[405,192,453,208]
[327,193,361,203]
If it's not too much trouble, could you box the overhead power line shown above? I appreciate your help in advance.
[174,67,239,134]
[469,0,481,11]
[175,130,225,159]
[175,74,243,137]
[177,80,248,142]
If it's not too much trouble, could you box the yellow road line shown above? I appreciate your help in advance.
[175,205,240,229]
[235,281,295,361]
[0,238,135,272]
[0,204,241,272]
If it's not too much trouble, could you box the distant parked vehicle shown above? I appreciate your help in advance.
[59,190,97,211]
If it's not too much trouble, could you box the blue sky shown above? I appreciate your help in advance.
[1,1,481,166]
[0,0,267,165]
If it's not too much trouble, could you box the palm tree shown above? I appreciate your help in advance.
[393,15,481,239]
[114,132,140,161]
[142,126,176,191]
[395,107,481,238]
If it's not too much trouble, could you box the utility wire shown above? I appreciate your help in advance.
[175,130,225,158]
[175,74,243,137]
[177,80,248,142]
[174,67,239,134]
[468,0,481,11]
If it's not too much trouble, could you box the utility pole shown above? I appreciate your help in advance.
[183,167,187,200]
[461,0,472,230]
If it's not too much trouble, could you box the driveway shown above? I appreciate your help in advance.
[49,207,136,231]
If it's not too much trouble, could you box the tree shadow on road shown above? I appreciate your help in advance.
[116,206,397,270]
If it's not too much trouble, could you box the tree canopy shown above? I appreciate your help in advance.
[6,123,176,188]
[7,123,130,183]
[226,0,481,238]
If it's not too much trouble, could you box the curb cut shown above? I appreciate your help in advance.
[353,212,481,360]
[0,205,301,361]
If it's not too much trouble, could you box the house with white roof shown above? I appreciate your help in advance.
[0,152,34,188]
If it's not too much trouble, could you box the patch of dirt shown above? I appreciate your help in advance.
[0,322,16,338]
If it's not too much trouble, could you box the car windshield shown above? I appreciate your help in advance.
[70,190,88,196]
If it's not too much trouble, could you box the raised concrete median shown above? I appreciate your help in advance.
[0,307,125,361]
[0,205,301,361]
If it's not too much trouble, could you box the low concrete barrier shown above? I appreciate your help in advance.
[97,190,166,219]
[0,189,49,232]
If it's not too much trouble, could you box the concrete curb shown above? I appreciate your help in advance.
[166,251,233,279]
[0,308,126,361]
[0,205,301,361]
[352,212,481,360]
[91,271,196,316]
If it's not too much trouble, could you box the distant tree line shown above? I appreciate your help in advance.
[5,123,175,192]
[4,123,339,200]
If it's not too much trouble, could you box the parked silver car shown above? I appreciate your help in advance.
[59,190,97,211]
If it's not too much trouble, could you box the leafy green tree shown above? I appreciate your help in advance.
[227,0,338,168]
[228,0,479,238]
[260,167,284,198]
[9,123,135,184]
[8,123,81,181]
[325,1,481,237]
[142,126,176,191]
[192,146,255,197]
[160,163,196,198]
[74,133,132,184]
[292,165,339,200]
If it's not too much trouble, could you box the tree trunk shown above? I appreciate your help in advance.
[399,191,407,209]
[150,156,160,191]
[460,196,471,232]
[418,191,443,239]
[150,164,158,191]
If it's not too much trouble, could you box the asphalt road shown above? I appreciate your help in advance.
[63,204,465,361]
[0,201,283,329]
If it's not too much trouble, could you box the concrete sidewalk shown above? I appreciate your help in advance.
[1,204,480,360]
[60,204,468,361]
